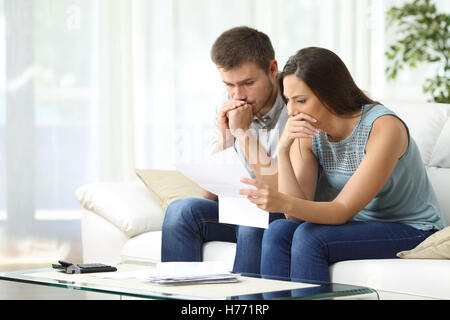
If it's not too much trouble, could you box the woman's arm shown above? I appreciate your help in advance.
[277,112,319,197]
[241,115,409,224]
[278,138,318,200]
[276,112,319,220]
[278,138,318,220]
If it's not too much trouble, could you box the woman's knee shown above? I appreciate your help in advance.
[262,219,301,246]
[291,223,327,256]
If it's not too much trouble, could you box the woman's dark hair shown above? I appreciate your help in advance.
[211,26,275,73]
[278,47,379,115]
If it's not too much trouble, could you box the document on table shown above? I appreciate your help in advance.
[144,261,240,285]
[93,262,239,285]
[175,147,269,229]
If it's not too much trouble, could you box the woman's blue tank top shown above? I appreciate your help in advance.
[312,104,444,231]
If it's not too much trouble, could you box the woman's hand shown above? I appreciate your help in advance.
[239,178,288,212]
[278,113,318,153]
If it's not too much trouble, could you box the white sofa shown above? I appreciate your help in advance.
[77,100,450,300]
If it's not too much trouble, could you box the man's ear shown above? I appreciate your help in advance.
[268,59,278,78]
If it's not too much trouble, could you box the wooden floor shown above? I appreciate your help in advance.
[0,264,118,300]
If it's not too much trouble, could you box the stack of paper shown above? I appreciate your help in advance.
[142,261,240,285]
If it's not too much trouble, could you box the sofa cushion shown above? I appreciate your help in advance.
[120,231,236,271]
[76,181,165,237]
[135,169,204,211]
[330,259,450,299]
[121,231,162,265]
[426,167,450,226]
[386,100,450,168]
[397,226,450,259]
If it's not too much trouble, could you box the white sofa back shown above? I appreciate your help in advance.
[383,100,450,226]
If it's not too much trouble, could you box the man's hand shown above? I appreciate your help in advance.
[227,103,253,137]
[217,100,246,142]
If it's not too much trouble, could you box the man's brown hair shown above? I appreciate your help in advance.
[211,26,275,73]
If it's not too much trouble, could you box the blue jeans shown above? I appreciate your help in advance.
[261,219,436,283]
[161,197,285,273]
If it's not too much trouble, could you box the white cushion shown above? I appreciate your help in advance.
[429,118,450,168]
[120,231,237,271]
[426,167,450,225]
[385,100,450,167]
[121,231,162,264]
[76,180,165,237]
[330,259,450,299]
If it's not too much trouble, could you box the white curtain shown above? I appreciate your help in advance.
[0,0,448,264]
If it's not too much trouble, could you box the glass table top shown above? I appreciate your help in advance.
[0,263,378,300]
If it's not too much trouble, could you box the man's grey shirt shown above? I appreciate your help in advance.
[211,93,289,178]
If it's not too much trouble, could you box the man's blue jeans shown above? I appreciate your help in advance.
[261,219,436,283]
[161,197,284,273]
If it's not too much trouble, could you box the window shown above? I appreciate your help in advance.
[0,2,5,220]
[34,1,98,219]
[1,0,98,262]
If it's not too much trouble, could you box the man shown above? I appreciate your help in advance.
[161,26,288,274]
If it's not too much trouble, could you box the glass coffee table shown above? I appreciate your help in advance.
[0,262,378,300]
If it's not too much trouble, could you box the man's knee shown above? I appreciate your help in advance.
[164,198,201,227]
[163,197,217,230]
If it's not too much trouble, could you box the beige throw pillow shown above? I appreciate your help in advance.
[135,169,204,211]
[397,226,450,259]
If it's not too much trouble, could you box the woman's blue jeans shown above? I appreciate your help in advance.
[161,197,285,273]
[261,219,436,283]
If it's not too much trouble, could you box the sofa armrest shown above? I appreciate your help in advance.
[76,180,165,238]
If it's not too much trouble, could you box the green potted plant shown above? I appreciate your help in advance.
[385,0,450,103]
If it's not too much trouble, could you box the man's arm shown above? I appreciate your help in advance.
[204,99,278,199]
[226,102,278,189]
[201,100,244,202]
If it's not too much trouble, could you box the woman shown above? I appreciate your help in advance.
[239,47,444,282]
